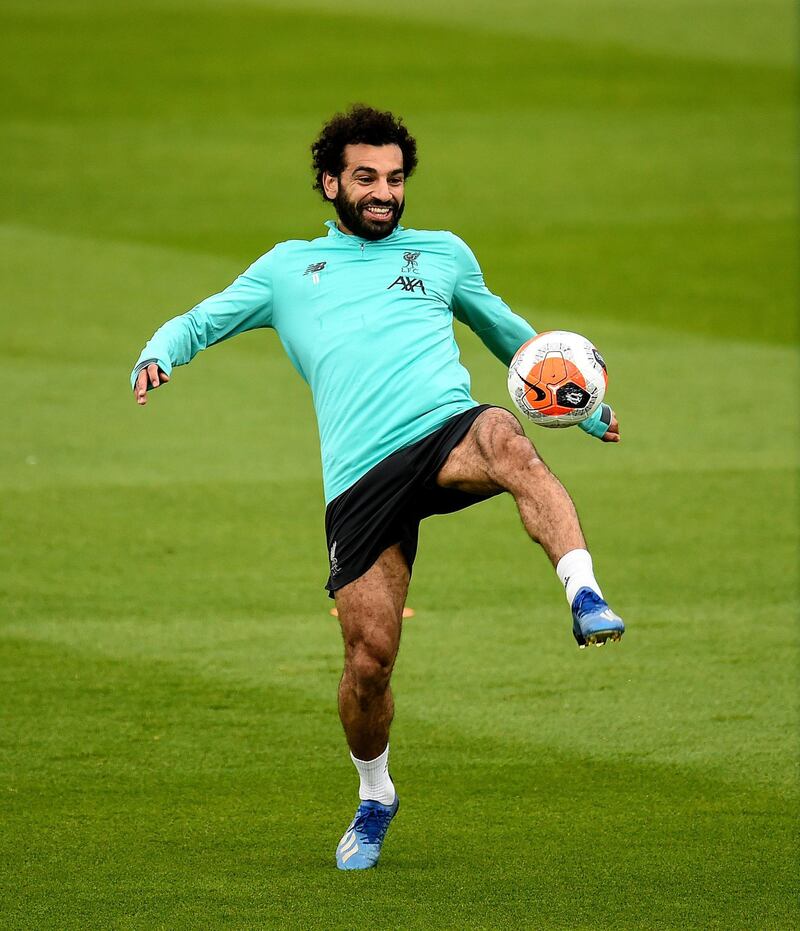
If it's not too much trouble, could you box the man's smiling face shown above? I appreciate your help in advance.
[322,143,405,240]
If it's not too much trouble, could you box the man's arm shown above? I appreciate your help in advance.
[131,251,275,404]
[449,234,535,365]
[449,234,617,442]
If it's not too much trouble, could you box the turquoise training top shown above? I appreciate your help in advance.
[131,221,607,502]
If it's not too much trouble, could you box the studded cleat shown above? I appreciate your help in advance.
[335,796,399,870]
[571,587,625,649]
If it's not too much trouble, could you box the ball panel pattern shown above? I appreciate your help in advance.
[508,331,607,428]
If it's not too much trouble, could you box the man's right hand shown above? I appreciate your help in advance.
[134,363,170,405]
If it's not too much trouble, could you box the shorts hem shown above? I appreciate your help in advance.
[325,536,409,599]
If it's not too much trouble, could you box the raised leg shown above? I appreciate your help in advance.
[437,407,585,566]
[437,407,625,647]
[334,544,410,760]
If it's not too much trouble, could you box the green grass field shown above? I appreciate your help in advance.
[1,1,798,927]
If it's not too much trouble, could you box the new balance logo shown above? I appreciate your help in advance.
[304,261,326,285]
[330,541,340,577]
[388,275,426,294]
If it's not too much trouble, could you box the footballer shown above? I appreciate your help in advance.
[130,105,625,871]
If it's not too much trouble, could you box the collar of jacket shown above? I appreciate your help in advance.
[324,219,405,243]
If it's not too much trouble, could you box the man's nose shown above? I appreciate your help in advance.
[374,178,392,201]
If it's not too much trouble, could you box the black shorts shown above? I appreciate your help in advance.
[324,404,504,596]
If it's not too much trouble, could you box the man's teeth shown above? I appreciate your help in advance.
[365,205,392,215]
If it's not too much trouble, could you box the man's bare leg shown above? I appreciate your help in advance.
[437,407,624,646]
[335,543,409,760]
[437,408,584,564]
[333,545,408,869]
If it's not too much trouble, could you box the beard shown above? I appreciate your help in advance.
[333,189,405,241]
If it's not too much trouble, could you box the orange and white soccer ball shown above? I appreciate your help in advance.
[508,331,607,428]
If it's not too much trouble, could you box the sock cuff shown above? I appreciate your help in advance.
[350,743,389,768]
[556,548,591,576]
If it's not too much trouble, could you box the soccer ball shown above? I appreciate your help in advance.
[508,331,607,428]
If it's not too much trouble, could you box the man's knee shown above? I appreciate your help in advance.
[345,629,397,699]
[475,409,546,484]
[474,408,524,450]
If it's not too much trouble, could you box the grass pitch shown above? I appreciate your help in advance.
[1,1,798,928]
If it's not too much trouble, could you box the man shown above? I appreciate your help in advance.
[131,104,625,871]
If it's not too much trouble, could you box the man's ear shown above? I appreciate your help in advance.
[322,172,339,201]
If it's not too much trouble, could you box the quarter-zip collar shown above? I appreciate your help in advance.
[324,219,405,244]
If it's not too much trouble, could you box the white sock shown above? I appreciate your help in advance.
[350,744,396,805]
[556,548,603,605]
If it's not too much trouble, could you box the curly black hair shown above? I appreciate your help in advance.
[311,104,418,201]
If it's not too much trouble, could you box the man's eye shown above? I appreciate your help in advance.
[389,178,404,185]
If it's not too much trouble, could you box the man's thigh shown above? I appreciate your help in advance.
[335,544,410,656]
[436,407,528,495]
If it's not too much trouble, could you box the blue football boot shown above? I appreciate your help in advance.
[571,587,625,648]
[335,796,399,870]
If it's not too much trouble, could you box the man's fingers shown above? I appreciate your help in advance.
[135,369,149,405]
[601,411,620,443]
[133,365,169,405]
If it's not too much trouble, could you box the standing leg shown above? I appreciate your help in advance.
[437,408,625,647]
[335,543,409,761]
[333,544,408,870]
